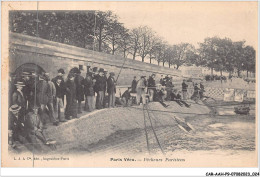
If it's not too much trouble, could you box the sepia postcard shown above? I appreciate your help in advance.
[1,1,258,168]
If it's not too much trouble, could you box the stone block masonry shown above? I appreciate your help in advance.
[9,32,181,85]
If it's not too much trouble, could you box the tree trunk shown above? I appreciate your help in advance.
[133,51,136,60]
[98,29,102,52]
[176,65,180,69]
[150,57,152,64]
[163,61,165,67]
[169,62,170,68]
[220,70,223,83]
[237,69,240,77]
[247,70,249,77]
[142,56,145,62]
[229,71,232,78]
[211,68,213,76]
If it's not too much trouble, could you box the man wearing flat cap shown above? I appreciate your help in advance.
[8,104,28,148]
[25,105,49,152]
[107,72,116,108]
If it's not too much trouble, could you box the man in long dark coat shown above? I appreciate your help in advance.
[95,69,106,109]
[75,70,85,114]
[83,72,95,112]
[107,72,116,108]
[131,76,137,93]
[182,79,188,100]
[65,73,77,119]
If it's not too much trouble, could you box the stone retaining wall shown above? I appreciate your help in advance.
[9,32,181,85]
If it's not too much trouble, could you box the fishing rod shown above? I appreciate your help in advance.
[115,57,128,83]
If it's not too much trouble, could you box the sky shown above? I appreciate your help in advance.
[112,2,258,49]
[5,1,258,64]
[8,1,258,49]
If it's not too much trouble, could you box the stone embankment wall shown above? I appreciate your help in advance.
[9,32,181,85]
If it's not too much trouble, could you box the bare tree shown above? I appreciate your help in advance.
[148,36,162,64]
[105,20,126,55]
[137,26,154,62]
[171,43,194,69]
[118,28,131,58]
[129,28,141,60]
[94,11,116,52]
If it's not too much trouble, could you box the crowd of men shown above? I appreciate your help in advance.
[129,74,205,107]
[8,66,205,152]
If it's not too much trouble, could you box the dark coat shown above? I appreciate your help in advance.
[8,111,27,138]
[12,90,25,107]
[122,90,131,100]
[53,81,64,98]
[21,78,30,101]
[36,80,49,105]
[182,82,188,91]
[131,80,137,93]
[83,77,95,96]
[148,76,156,89]
[75,75,85,101]
[160,78,166,86]
[107,76,116,94]
[65,79,77,117]
[52,76,66,97]
[95,75,107,92]
[171,93,182,101]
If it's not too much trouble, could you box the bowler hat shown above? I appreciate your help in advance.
[58,68,65,74]
[9,104,21,112]
[93,67,98,72]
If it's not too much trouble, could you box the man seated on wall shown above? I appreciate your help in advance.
[171,89,191,108]
[25,105,56,153]
[8,104,29,150]
[121,87,132,107]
